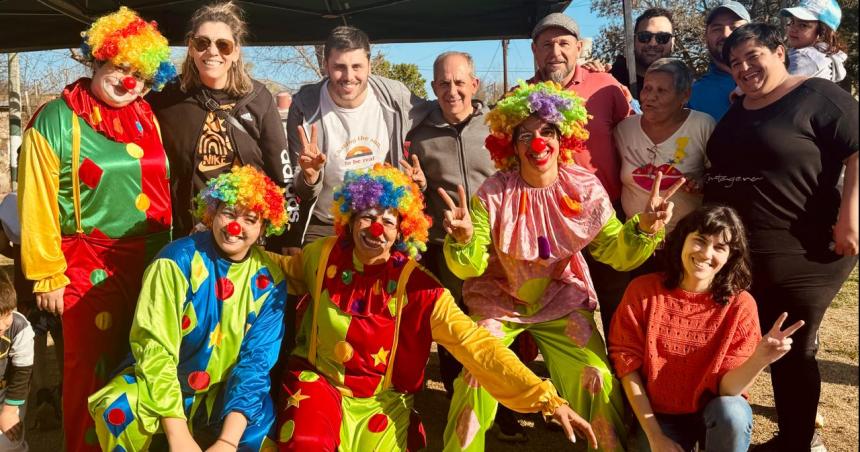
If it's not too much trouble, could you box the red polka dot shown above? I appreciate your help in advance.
[187,371,211,390]
[107,408,125,425]
[368,413,389,433]
[181,315,191,330]
[256,274,270,289]
[216,278,235,301]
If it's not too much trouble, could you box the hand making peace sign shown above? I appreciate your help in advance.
[438,185,473,244]
[755,312,805,365]
[400,154,426,191]
[638,171,686,235]
[297,124,326,185]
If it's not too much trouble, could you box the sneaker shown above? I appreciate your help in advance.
[752,431,828,452]
[811,431,827,452]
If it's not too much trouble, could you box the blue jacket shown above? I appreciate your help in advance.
[688,63,735,122]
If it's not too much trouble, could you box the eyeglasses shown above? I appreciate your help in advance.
[190,36,235,55]
[636,31,673,45]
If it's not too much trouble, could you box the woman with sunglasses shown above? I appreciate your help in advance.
[18,7,175,450]
[149,0,291,240]
[441,81,684,451]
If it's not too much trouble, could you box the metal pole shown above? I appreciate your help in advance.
[7,53,21,192]
[502,39,509,90]
[622,0,638,98]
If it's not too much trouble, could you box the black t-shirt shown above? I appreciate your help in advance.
[703,78,858,254]
[192,88,237,194]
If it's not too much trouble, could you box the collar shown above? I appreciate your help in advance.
[427,99,485,128]
[62,78,157,144]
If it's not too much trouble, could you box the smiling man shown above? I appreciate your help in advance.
[284,26,434,251]
[610,8,676,98]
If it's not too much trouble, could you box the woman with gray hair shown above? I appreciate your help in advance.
[614,58,714,241]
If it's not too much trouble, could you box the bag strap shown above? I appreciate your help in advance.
[307,236,338,366]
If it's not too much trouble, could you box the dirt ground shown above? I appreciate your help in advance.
[22,267,858,451]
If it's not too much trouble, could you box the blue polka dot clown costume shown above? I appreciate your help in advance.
[88,166,288,451]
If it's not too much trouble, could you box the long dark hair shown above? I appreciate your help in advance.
[660,204,752,305]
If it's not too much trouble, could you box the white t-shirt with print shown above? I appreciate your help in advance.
[615,109,715,232]
[317,81,390,222]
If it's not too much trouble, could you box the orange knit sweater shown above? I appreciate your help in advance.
[608,273,761,414]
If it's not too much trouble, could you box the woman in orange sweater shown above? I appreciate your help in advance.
[608,205,804,451]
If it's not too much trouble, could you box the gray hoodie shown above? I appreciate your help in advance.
[284,75,434,247]
[406,100,497,244]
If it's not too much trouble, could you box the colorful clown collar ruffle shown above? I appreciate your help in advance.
[62,78,158,144]
[478,164,613,262]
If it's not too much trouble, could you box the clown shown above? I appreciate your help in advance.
[268,163,597,451]
[439,80,684,451]
[88,166,288,451]
[17,7,175,450]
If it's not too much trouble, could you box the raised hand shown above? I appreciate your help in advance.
[551,404,599,449]
[400,154,426,191]
[755,312,804,365]
[639,171,685,234]
[297,124,326,185]
[438,185,473,244]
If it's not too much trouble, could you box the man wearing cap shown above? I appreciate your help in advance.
[526,12,633,335]
[688,1,751,121]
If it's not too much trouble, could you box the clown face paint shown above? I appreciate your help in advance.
[352,207,398,265]
[212,203,263,261]
[90,61,146,107]
[514,116,560,187]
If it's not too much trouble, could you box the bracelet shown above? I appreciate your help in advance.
[216,438,238,449]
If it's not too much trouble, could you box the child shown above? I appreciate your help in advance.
[781,0,847,82]
[88,166,288,451]
[608,205,804,451]
[0,272,36,452]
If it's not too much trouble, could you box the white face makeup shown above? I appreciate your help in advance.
[90,62,146,107]
[351,207,399,265]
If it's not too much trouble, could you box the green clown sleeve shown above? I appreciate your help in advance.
[443,195,492,280]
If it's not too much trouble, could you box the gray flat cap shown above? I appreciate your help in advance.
[532,13,580,40]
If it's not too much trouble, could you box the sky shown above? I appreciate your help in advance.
[373,2,610,97]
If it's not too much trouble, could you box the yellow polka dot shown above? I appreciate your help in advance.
[326,265,337,279]
[126,143,144,159]
[334,341,354,363]
[95,311,112,331]
[279,420,295,443]
[135,193,150,212]
[91,106,102,125]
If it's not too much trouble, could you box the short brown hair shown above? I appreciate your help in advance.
[180,1,253,97]
[324,26,371,61]
[0,272,16,315]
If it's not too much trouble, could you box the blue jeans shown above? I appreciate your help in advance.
[635,396,753,452]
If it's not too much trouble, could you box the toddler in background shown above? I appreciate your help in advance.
[781,0,847,82]
[0,271,35,451]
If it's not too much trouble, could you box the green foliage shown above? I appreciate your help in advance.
[590,0,858,94]
[372,53,427,98]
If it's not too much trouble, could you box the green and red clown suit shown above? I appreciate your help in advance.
[18,79,171,450]
[268,236,569,451]
[88,232,286,451]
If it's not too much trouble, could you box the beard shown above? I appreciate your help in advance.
[545,67,573,84]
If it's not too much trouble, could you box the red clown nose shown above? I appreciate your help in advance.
[226,221,242,236]
[530,137,547,152]
[368,222,384,238]
[122,76,137,91]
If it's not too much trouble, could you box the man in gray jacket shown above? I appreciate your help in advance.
[283,26,433,249]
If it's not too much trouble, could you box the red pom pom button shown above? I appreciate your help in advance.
[226,221,242,236]
[122,76,137,91]
[530,137,547,152]
[368,222,384,238]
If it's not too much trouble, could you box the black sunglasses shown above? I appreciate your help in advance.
[636,31,673,45]
[190,36,235,55]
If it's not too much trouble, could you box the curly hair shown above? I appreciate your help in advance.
[660,204,752,305]
[80,7,176,91]
[484,80,592,172]
[332,163,431,258]
[195,165,288,236]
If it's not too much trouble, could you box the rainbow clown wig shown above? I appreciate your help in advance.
[195,166,288,237]
[80,7,176,91]
[484,80,592,171]
[332,163,431,258]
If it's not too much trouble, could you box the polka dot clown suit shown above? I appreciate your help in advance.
[268,164,570,451]
[88,166,290,451]
[17,7,175,450]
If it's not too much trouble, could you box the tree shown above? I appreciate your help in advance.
[371,53,427,98]
[590,0,858,94]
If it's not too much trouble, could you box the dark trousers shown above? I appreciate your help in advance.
[750,251,857,450]
[422,242,466,396]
